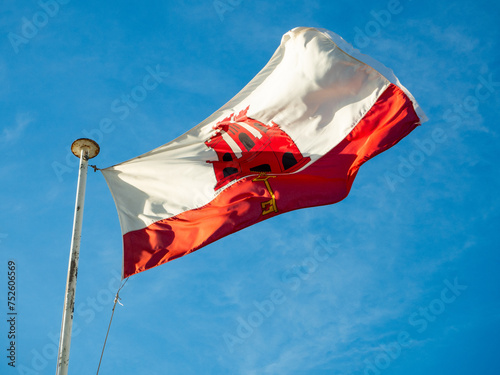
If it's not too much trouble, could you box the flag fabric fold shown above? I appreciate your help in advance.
[102,27,427,278]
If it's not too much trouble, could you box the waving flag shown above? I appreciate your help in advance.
[102,27,427,278]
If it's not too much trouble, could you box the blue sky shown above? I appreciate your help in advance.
[1,0,499,374]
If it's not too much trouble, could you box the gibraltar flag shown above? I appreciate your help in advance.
[102,27,427,278]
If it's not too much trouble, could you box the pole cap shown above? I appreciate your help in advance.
[71,138,100,159]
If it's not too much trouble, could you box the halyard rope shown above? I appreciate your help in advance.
[96,277,129,375]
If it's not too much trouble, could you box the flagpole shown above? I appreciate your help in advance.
[56,138,100,375]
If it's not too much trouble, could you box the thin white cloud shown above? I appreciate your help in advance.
[1,112,34,143]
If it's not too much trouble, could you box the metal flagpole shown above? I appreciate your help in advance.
[56,138,100,375]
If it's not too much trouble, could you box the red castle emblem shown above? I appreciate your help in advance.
[205,107,311,191]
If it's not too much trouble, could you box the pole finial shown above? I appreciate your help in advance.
[71,138,100,159]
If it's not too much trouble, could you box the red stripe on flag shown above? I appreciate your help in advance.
[122,83,420,277]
